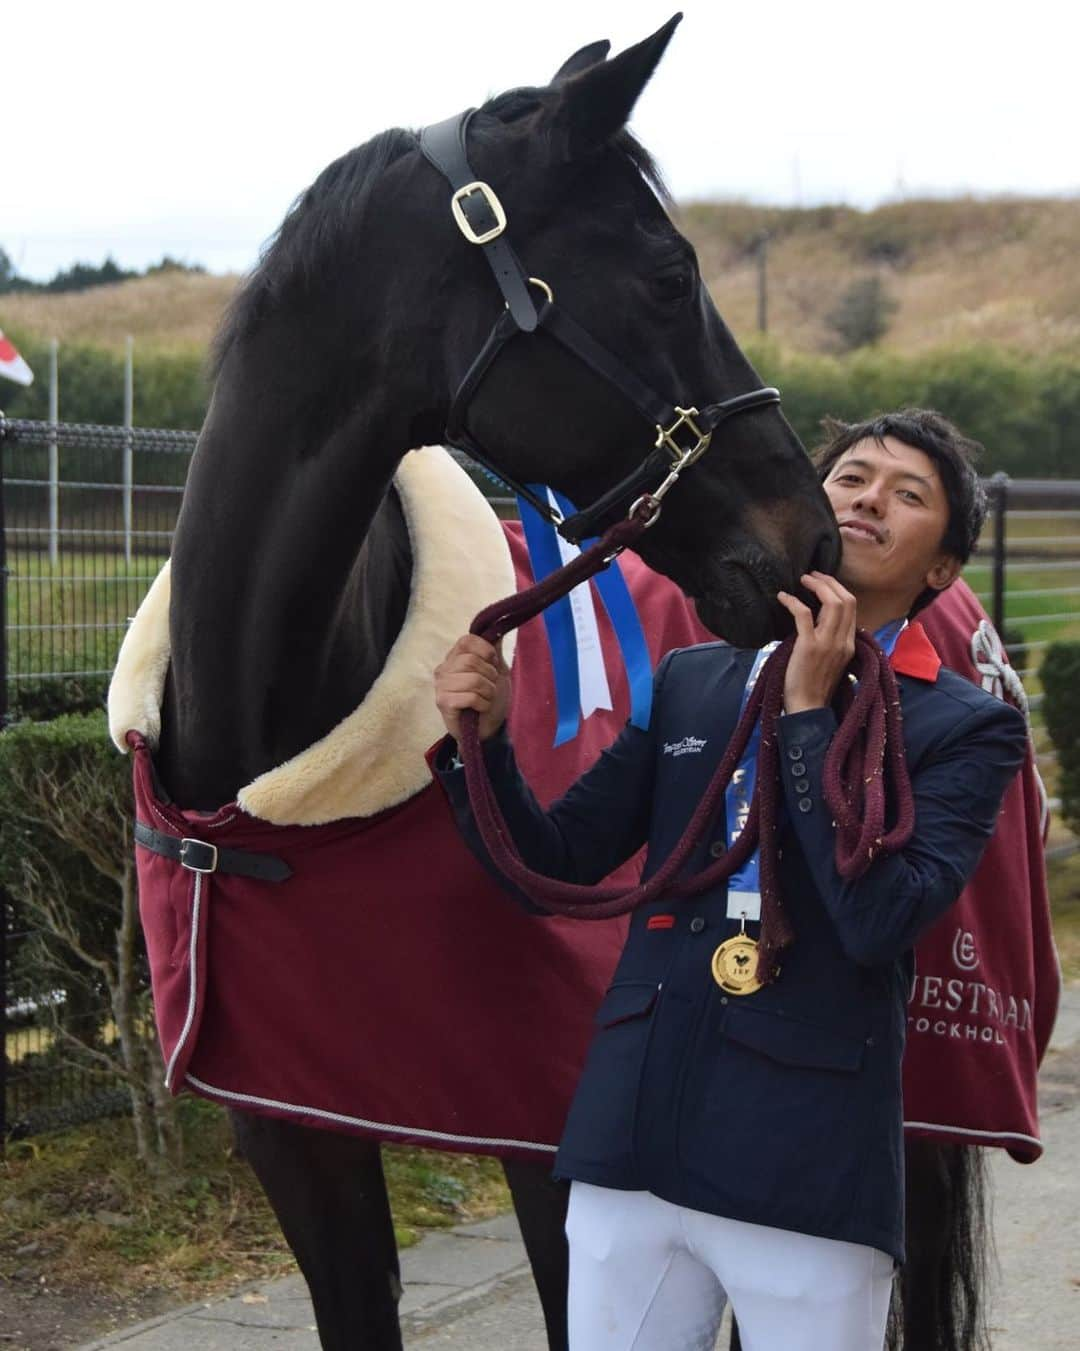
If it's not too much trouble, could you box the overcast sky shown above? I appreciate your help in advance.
[6,0,1076,281]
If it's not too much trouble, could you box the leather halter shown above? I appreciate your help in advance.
[420,110,783,545]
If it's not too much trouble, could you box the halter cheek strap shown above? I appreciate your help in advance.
[419,109,782,546]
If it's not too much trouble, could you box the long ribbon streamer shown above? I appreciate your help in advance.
[549,489,653,736]
[518,488,654,746]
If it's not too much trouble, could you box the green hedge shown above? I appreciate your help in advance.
[0,711,134,1020]
[0,332,210,431]
[1042,642,1080,836]
[743,340,1080,477]
[1,327,1077,477]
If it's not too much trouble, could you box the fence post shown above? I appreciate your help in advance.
[49,338,59,566]
[756,232,769,334]
[0,412,7,729]
[0,419,7,1147]
[123,336,134,565]
[0,891,7,1149]
[990,471,1009,638]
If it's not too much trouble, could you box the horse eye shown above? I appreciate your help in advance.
[652,269,692,305]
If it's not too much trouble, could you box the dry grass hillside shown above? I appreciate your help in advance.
[0,271,237,353]
[3,196,1078,356]
[681,196,1080,355]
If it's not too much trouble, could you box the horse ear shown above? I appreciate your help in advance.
[551,39,611,83]
[548,14,682,158]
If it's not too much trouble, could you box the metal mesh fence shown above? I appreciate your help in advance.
[0,418,194,722]
[2,926,133,1139]
[967,480,1080,810]
[0,421,1077,1138]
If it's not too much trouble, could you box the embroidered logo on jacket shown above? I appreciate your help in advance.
[663,736,707,758]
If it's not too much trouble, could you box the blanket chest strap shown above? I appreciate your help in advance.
[135,821,292,882]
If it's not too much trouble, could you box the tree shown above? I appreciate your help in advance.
[0,713,181,1175]
[43,256,136,293]
[0,245,18,293]
[825,276,899,352]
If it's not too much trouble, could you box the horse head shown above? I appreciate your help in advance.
[212,16,837,650]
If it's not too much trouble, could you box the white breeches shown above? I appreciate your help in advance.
[566,1182,894,1351]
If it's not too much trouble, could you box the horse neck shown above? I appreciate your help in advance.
[157,386,416,811]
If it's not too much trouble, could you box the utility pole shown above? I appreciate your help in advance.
[756,232,769,334]
[123,336,134,564]
[48,339,59,565]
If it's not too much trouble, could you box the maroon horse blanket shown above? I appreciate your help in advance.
[905,580,1059,1162]
[111,448,1057,1161]
[111,448,709,1157]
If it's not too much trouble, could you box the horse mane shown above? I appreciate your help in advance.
[212,127,416,375]
[212,96,669,376]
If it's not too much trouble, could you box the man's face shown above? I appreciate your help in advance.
[822,436,961,614]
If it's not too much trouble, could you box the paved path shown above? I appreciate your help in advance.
[81,985,1080,1350]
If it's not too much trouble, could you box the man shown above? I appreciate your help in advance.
[430,409,1027,1351]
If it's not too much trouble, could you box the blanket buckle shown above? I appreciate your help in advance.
[179,838,219,874]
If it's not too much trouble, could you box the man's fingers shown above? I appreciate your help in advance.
[799,573,854,644]
[804,572,857,616]
[450,634,500,664]
[810,572,857,649]
[439,690,493,712]
[777,591,815,640]
[448,653,500,683]
[438,672,498,699]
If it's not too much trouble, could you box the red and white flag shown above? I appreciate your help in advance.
[0,329,34,387]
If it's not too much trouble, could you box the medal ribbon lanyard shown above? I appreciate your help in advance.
[723,618,908,923]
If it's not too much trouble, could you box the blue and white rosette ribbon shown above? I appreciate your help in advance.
[517,488,654,747]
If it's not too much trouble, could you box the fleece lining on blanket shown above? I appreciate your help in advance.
[108,446,518,825]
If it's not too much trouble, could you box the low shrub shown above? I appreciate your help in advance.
[1042,642,1080,836]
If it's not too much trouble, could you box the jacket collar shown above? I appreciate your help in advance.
[890,621,941,682]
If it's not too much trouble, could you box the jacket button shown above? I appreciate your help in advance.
[790,760,805,776]
[794,778,810,794]
[720,996,728,1005]
[690,916,706,934]
[866,1036,875,1047]
[709,840,726,858]
[788,747,804,760]
[798,798,813,813]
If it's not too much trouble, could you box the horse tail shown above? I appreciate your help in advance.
[887,1137,992,1351]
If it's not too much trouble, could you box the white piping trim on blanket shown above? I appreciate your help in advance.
[164,872,203,1090]
[902,1119,1042,1151]
[183,1073,559,1154]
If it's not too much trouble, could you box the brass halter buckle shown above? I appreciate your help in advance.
[655,406,712,468]
[450,181,508,245]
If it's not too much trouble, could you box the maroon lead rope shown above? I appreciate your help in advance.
[458,502,916,983]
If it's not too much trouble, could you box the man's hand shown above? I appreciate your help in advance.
[434,635,511,742]
[776,572,857,713]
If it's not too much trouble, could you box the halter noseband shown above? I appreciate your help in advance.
[419,110,783,546]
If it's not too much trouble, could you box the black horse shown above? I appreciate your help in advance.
[150,17,858,1351]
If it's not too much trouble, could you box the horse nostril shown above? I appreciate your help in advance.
[810,531,841,576]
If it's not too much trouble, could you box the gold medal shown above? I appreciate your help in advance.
[711,934,764,996]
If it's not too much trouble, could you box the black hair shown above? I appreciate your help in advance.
[212,127,416,374]
[812,408,987,615]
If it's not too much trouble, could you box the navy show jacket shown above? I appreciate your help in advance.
[433,638,1027,1262]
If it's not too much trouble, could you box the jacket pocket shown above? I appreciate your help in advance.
[595,981,659,1029]
[724,1004,865,1073]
